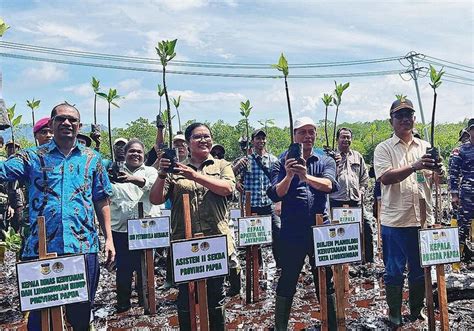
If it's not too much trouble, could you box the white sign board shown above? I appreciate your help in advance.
[230,208,242,219]
[419,227,461,267]
[332,207,362,224]
[128,217,170,250]
[161,209,171,217]
[238,216,272,247]
[171,235,229,283]
[313,222,362,267]
[16,255,89,312]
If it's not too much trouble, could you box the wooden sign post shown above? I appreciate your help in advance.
[316,214,328,331]
[183,194,198,330]
[37,216,65,331]
[136,202,157,315]
[376,199,382,260]
[244,191,260,303]
[419,199,436,331]
[331,220,347,331]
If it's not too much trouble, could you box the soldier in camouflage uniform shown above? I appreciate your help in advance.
[449,119,474,258]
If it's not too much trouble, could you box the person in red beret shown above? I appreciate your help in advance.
[33,117,53,146]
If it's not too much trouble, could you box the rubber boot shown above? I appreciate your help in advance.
[209,306,226,331]
[227,267,241,297]
[385,285,403,327]
[177,310,191,331]
[274,295,293,331]
[408,282,426,322]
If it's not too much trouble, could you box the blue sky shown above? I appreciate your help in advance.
[1,0,473,131]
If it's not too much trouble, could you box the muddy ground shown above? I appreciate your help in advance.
[1,244,473,330]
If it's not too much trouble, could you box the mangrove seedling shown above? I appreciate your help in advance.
[240,99,253,152]
[172,95,182,133]
[331,81,350,150]
[91,77,101,128]
[395,94,407,101]
[156,39,177,147]
[26,98,40,127]
[321,93,333,149]
[7,104,21,148]
[428,65,445,149]
[272,53,295,143]
[0,18,9,37]
[97,88,121,162]
[1,227,21,253]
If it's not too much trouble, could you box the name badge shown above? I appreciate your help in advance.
[416,171,426,183]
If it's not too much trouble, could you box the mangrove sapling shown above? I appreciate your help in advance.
[427,65,445,161]
[272,53,301,161]
[26,99,40,145]
[240,99,253,153]
[155,84,166,149]
[0,18,9,37]
[91,77,101,134]
[97,88,121,163]
[172,95,182,134]
[156,39,178,172]
[6,104,21,149]
[321,93,333,150]
[331,81,350,150]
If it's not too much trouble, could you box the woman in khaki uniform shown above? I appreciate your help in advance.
[150,122,235,331]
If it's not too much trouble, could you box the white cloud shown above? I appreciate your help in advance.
[156,0,209,11]
[21,63,66,85]
[63,83,91,97]
[117,79,142,92]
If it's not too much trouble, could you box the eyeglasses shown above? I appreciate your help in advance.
[392,111,414,120]
[53,115,80,124]
[191,134,212,141]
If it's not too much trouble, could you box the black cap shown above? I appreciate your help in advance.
[251,128,266,139]
[459,129,469,142]
[77,133,92,147]
[390,98,415,114]
[467,118,474,130]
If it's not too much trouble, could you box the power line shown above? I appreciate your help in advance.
[0,52,409,79]
[423,54,474,70]
[442,78,474,86]
[0,41,404,69]
[414,56,474,74]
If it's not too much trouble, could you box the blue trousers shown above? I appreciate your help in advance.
[27,253,100,331]
[276,237,334,298]
[381,225,424,286]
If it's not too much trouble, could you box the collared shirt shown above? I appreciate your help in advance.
[110,163,161,232]
[330,149,368,202]
[267,150,338,241]
[449,141,474,197]
[374,135,433,227]
[163,155,236,255]
[0,140,112,257]
[243,151,278,207]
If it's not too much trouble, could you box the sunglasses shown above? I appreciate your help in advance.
[53,115,80,124]
[191,134,212,141]
[392,111,414,120]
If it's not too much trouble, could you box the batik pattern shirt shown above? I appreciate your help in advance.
[0,140,112,258]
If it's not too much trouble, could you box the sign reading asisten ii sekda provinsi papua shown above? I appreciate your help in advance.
[419,227,461,267]
[313,222,362,267]
[16,255,89,311]
[238,216,272,247]
[171,235,229,283]
[127,217,170,250]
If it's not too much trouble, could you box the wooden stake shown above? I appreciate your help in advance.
[433,225,449,331]
[316,214,328,331]
[194,233,209,331]
[331,217,346,331]
[182,194,197,331]
[37,217,64,331]
[244,192,253,303]
[342,205,350,296]
[360,194,366,264]
[376,199,382,260]
[419,199,436,331]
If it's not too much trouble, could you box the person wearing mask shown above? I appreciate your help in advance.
[110,138,160,313]
[150,122,235,331]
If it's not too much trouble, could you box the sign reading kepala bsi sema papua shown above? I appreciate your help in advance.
[313,222,362,267]
[128,217,170,250]
[16,254,89,312]
[419,227,460,267]
[238,216,272,247]
[332,207,362,224]
[171,235,229,283]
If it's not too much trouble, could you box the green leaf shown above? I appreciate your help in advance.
[97,92,108,99]
[12,115,22,127]
[0,19,10,37]
[91,77,100,92]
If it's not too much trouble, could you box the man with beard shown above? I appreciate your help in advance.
[374,98,442,327]
[0,102,115,330]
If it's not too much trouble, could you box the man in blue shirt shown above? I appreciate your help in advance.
[0,102,115,330]
[267,117,338,330]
